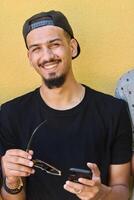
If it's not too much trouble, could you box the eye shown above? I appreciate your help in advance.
[53,43,60,46]
[50,43,60,48]
[30,47,41,53]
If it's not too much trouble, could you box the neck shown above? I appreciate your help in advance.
[40,78,85,110]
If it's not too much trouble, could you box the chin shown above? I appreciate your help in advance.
[43,74,66,89]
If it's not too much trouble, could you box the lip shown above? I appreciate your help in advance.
[44,63,58,69]
[40,61,60,71]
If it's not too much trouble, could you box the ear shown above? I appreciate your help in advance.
[70,39,78,58]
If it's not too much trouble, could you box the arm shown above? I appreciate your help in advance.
[131,152,134,176]
[1,183,25,200]
[1,149,34,200]
[64,162,131,200]
[115,77,134,179]
[105,162,130,199]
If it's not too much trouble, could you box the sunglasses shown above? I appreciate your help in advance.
[26,120,61,176]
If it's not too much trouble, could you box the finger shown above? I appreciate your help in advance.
[78,177,100,195]
[5,156,34,168]
[6,149,32,160]
[5,162,35,177]
[78,177,95,186]
[28,150,34,156]
[7,161,34,172]
[6,167,34,177]
[64,183,76,194]
[64,181,83,195]
[1,152,34,178]
[87,162,100,178]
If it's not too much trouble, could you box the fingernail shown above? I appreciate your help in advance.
[29,161,33,167]
[32,169,35,174]
[29,150,34,155]
[28,155,32,159]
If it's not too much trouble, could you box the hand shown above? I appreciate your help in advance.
[64,162,109,200]
[1,149,35,184]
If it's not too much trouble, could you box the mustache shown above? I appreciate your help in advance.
[38,59,61,67]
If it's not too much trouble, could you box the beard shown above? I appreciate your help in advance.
[43,73,66,89]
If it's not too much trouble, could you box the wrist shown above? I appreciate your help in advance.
[99,184,112,200]
[6,177,21,188]
[3,176,23,194]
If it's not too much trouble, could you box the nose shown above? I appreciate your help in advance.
[39,46,55,63]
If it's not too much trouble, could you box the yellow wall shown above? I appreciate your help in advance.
[1,0,134,104]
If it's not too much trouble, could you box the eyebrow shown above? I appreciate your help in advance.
[28,38,62,50]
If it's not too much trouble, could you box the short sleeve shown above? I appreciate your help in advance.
[0,104,19,156]
[111,102,132,164]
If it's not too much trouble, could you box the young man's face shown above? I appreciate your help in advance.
[26,26,77,89]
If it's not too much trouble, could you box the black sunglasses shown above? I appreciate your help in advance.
[26,120,61,176]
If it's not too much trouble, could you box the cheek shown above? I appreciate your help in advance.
[55,45,71,57]
[29,54,39,66]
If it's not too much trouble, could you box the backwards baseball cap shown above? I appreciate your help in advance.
[23,10,80,59]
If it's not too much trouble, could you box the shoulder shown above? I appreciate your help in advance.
[85,86,128,114]
[85,86,131,136]
[116,69,134,88]
[86,85,125,104]
[0,88,39,114]
[115,69,134,100]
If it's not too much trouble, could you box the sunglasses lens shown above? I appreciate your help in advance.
[46,167,59,174]
[33,159,61,175]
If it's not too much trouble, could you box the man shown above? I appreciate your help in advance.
[115,69,134,199]
[0,10,132,200]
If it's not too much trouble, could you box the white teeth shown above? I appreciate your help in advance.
[45,64,56,69]
[42,62,58,69]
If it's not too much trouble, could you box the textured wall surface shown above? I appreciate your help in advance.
[1,0,134,103]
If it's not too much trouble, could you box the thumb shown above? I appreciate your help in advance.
[87,162,100,179]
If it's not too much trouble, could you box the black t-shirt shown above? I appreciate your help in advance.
[0,86,132,200]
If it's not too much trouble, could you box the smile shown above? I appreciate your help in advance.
[40,60,60,70]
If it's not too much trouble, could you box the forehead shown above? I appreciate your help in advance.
[26,26,66,46]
